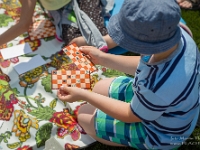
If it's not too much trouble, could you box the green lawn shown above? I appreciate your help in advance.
[84,9,200,150]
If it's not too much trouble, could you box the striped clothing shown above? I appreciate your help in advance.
[131,28,200,149]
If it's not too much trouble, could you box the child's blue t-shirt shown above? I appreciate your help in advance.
[131,28,200,149]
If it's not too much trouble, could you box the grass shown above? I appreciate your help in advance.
[84,9,200,150]
[181,9,200,50]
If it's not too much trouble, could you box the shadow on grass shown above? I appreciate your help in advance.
[83,142,136,150]
[84,128,200,150]
[83,126,200,150]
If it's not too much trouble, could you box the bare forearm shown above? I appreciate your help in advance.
[0,0,36,46]
[0,23,28,46]
[99,53,141,75]
[72,34,118,49]
[80,89,141,123]
[103,34,118,49]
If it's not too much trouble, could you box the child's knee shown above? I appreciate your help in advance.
[77,104,96,135]
[92,80,105,92]
[77,104,96,123]
[92,78,115,95]
[77,104,90,116]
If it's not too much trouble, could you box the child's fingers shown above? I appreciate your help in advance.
[79,46,95,54]
[57,90,64,100]
[79,46,89,54]
[60,86,70,93]
[57,86,69,100]
[57,90,69,101]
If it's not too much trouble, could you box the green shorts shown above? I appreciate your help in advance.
[94,76,148,149]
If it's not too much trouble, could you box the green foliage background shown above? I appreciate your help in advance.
[181,10,200,50]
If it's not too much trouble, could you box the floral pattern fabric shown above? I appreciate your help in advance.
[0,1,125,150]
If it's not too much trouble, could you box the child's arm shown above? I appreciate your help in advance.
[69,34,118,49]
[99,53,140,76]
[104,34,118,49]
[0,0,36,46]
[83,89,141,123]
[58,86,141,123]
[81,46,140,76]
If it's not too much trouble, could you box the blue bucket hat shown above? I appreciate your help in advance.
[107,0,181,54]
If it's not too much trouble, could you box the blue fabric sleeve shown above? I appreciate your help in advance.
[130,85,169,122]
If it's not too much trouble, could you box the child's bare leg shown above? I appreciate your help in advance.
[92,78,115,96]
[78,104,125,147]
[78,78,126,147]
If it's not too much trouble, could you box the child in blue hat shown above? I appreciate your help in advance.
[57,0,200,149]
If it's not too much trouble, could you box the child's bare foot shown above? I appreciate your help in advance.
[176,0,200,10]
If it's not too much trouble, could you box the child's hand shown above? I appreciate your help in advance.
[80,46,104,65]
[69,36,87,47]
[57,86,84,103]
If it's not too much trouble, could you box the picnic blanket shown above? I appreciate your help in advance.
[0,1,189,149]
[0,1,126,150]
